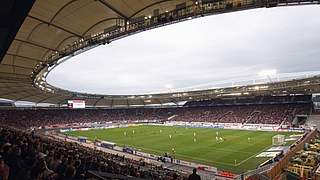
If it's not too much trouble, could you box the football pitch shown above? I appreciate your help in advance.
[64,125,296,173]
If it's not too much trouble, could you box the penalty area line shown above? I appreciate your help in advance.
[235,145,273,166]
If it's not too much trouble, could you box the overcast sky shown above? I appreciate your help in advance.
[47,5,320,95]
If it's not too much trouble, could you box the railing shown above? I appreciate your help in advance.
[40,0,320,69]
[32,0,320,96]
[35,0,262,75]
[266,129,318,179]
[236,130,318,179]
[236,162,275,179]
[87,171,146,180]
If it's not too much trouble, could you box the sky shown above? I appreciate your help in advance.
[47,5,320,95]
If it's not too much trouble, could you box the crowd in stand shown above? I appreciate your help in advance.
[0,103,311,128]
[171,104,310,124]
[184,95,311,107]
[0,127,182,180]
[0,96,313,180]
[0,108,173,128]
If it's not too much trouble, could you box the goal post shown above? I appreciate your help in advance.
[272,134,285,146]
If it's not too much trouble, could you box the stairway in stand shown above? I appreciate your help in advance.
[305,115,320,129]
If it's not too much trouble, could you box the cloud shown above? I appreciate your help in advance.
[47,5,320,95]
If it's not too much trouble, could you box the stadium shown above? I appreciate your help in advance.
[0,0,320,180]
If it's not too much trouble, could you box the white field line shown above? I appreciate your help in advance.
[235,145,273,166]
[131,145,240,167]
[175,153,235,166]
[71,128,274,168]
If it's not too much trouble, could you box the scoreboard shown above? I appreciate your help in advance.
[68,100,85,109]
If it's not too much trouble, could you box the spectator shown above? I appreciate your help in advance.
[0,156,9,180]
[0,128,184,180]
[0,102,311,128]
[188,168,201,180]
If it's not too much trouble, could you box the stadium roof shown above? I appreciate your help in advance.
[0,0,320,107]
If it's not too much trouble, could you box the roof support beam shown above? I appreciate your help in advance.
[28,15,83,38]
[12,22,46,67]
[0,71,30,77]
[49,0,81,24]
[126,99,130,107]
[140,99,145,106]
[0,85,31,89]
[58,98,67,105]
[36,95,57,103]
[0,89,34,97]
[129,0,172,18]
[0,63,33,70]
[6,53,44,62]
[93,97,103,107]
[41,35,78,60]
[0,0,36,63]
[82,17,120,36]
[56,94,76,105]
[155,99,163,105]
[41,35,76,59]
[110,98,114,107]
[14,38,57,51]
[57,94,77,105]
[15,93,41,101]
[97,0,129,20]
[0,81,30,84]
[0,77,30,82]
[205,95,212,99]
[170,98,179,105]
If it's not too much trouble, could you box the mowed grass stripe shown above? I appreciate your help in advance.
[125,145,235,166]
[65,125,295,173]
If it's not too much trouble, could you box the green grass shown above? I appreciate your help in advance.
[64,125,296,173]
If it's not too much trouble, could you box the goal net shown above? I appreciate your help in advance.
[272,134,285,146]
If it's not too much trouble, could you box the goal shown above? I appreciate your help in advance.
[272,134,285,146]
